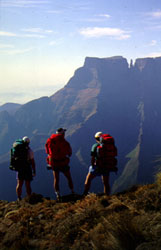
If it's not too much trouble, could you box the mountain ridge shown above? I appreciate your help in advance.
[0,102,21,115]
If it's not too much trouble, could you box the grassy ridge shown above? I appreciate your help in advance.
[0,175,161,249]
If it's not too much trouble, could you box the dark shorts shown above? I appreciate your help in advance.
[89,165,109,176]
[17,166,33,181]
[52,165,70,173]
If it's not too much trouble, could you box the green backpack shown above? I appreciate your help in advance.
[10,139,29,171]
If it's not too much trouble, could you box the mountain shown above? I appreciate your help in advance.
[1,56,161,201]
[0,102,21,114]
[1,176,161,250]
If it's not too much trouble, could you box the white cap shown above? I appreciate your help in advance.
[22,136,30,144]
[56,128,67,134]
[94,132,103,138]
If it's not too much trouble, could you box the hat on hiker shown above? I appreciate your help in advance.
[22,136,30,144]
[95,132,103,139]
[56,128,67,134]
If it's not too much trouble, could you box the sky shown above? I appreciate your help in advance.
[0,0,161,105]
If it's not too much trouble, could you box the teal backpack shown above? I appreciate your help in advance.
[10,139,29,171]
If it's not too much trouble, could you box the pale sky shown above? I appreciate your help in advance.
[0,0,161,105]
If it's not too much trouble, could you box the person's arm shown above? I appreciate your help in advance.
[91,144,97,166]
[91,155,95,166]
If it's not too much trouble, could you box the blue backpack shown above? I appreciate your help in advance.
[10,139,29,171]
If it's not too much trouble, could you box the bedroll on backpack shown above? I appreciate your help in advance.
[45,134,71,168]
[10,139,29,171]
[96,134,118,172]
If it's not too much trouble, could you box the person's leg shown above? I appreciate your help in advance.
[53,171,60,192]
[63,170,74,193]
[25,180,32,196]
[16,179,24,200]
[102,175,110,195]
[53,171,60,198]
[83,173,96,195]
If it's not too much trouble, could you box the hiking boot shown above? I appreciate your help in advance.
[55,192,61,202]
[17,197,22,202]
[56,195,61,202]
[82,191,90,197]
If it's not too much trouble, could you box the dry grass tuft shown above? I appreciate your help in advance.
[156,172,161,190]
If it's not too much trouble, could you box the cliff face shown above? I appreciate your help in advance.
[112,57,161,192]
[135,57,161,184]
[0,56,161,200]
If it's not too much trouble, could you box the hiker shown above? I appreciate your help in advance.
[83,132,117,196]
[10,136,36,201]
[45,128,74,200]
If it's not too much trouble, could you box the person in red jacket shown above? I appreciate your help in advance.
[45,128,74,200]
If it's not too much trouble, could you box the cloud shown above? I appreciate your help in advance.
[150,10,161,18]
[116,34,131,40]
[0,30,45,38]
[47,10,62,14]
[146,10,161,19]
[0,31,17,37]
[49,41,57,46]
[149,40,157,46]
[1,0,50,8]
[23,34,45,38]
[79,27,130,40]
[146,51,161,58]
[0,28,54,39]
[21,28,54,38]
[0,48,33,55]
[49,38,63,46]
[21,28,53,34]
[79,13,111,23]
[0,43,14,49]
[98,14,111,19]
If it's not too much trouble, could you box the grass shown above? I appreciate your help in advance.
[1,177,161,249]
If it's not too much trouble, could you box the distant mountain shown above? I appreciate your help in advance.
[0,102,21,115]
[1,56,161,201]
